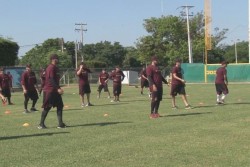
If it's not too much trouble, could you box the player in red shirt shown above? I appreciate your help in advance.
[170,59,191,109]
[146,56,168,118]
[110,66,125,102]
[76,62,93,107]
[7,71,13,92]
[38,54,66,129]
[140,67,149,95]
[215,61,229,105]
[0,68,13,105]
[39,68,46,95]
[21,64,39,113]
[97,68,111,99]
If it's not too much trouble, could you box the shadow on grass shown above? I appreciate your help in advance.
[224,102,250,105]
[164,112,212,117]
[68,121,132,128]
[0,132,70,141]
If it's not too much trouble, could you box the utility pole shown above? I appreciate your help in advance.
[75,23,87,62]
[179,5,194,63]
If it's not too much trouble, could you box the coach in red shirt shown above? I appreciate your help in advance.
[21,64,39,113]
[76,62,93,107]
[38,54,66,129]
[146,56,168,118]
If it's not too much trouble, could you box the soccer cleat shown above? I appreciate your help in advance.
[38,124,47,129]
[57,123,67,129]
[107,96,111,99]
[23,109,30,114]
[85,103,93,107]
[154,113,160,118]
[185,105,192,109]
[8,102,14,105]
[81,104,85,107]
[110,100,116,103]
[149,114,155,119]
[30,107,38,112]
[172,106,178,110]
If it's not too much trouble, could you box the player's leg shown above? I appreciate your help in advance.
[23,93,30,113]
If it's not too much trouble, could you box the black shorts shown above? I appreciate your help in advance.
[141,80,149,88]
[170,84,186,96]
[24,90,38,101]
[42,91,63,109]
[1,88,11,97]
[215,83,229,95]
[151,87,163,101]
[113,84,122,96]
[98,84,109,92]
[79,84,91,95]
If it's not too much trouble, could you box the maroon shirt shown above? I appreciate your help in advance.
[140,69,147,82]
[0,74,11,89]
[110,70,125,85]
[215,67,227,84]
[77,68,91,85]
[146,65,166,88]
[21,71,37,91]
[40,69,46,88]
[171,66,183,85]
[99,72,109,85]
[43,64,60,92]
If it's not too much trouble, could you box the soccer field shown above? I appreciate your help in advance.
[1,84,250,167]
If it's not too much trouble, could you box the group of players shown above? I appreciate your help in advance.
[139,56,229,119]
[0,54,229,125]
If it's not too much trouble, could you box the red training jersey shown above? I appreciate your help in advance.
[171,66,183,85]
[0,74,11,89]
[146,65,165,88]
[99,72,109,85]
[21,71,37,91]
[77,68,91,85]
[215,67,227,84]
[43,64,60,92]
[110,70,125,85]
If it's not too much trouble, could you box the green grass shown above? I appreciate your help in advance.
[1,84,250,167]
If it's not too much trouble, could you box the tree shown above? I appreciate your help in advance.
[136,12,229,65]
[83,41,127,67]
[20,38,73,69]
[0,38,19,66]
[224,41,249,63]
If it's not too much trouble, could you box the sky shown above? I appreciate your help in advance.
[0,0,248,57]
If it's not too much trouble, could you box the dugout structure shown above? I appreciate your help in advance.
[181,63,250,83]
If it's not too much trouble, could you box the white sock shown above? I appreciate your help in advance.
[216,95,221,102]
[221,94,226,101]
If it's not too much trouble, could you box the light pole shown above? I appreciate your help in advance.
[179,5,194,63]
[232,39,240,64]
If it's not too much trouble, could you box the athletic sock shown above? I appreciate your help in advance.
[216,94,221,102]
[155,101,160,113]
[151,101,156,114]
[221,94,226,101]
[40,109,49,125]
[57,109,63,125]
